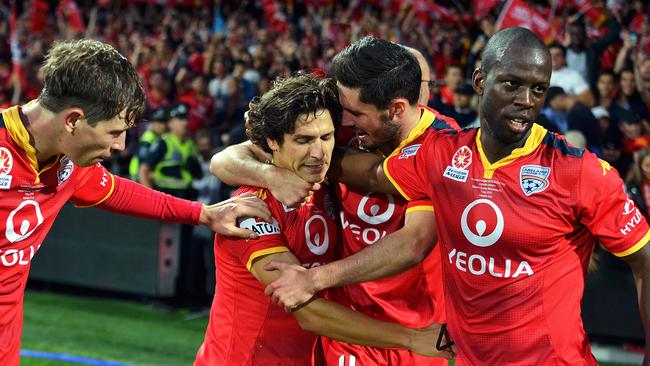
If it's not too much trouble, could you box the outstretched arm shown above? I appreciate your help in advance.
[621,244,650,366]
[264,209,437,309]
[210,141,320,207]
[250,251,451,359]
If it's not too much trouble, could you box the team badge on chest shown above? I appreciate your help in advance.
[57,157,74,185]
[520,165,551,196]
[443,146,472,182]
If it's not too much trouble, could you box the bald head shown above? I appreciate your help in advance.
[481,27,549,76]
[404,46,431,104]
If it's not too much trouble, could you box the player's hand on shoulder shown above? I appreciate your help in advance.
[199,193,272,239]
[264,167,320,208]
[409,323,456,359]
[263,261,317,311]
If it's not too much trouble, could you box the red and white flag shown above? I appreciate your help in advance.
[56,0,85,34]
[495,0,555,43]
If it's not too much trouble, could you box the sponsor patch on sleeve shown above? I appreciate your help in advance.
[237,217,281,236]
[399,144,421,159]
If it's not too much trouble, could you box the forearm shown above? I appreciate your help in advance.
[295,298,416,349]
[310,228,426,291]
[624,245,650,365]
[634,265,650,365]
[210,142,271,187]
[332,147,398,194]
[98,176,202,225]
[614,47,632,75]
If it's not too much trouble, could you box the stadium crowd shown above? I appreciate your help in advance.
[2,0,650,303]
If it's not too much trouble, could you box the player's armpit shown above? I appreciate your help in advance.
[330,147,398,195]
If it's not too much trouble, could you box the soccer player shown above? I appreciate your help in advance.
[0,39,271,365]
[212,37,457,365]
[194,73,452,366]
[332,27,650,365]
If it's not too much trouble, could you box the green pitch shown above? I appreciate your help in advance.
[20,290,639,366]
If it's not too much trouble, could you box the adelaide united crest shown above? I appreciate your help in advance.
[520,165,551,196]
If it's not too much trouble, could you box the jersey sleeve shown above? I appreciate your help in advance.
[383,130,436,201]
[578,155,650,257]
[69,162,115,207]
[219,188,290,271]
[405,198,434,214]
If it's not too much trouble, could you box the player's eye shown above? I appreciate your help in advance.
[321,133,333,141]
[533,85,547,94]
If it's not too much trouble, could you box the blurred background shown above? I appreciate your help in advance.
[1,0,648,364]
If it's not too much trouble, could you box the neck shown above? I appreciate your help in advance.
[378,105,422,156]
[479,124,531,164]
[22,102,63,165]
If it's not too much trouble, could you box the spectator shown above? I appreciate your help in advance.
[549,43,595,107]
[616,68,647,116]
[546,86,601,150]
[565,14,620,89]
[439,83,478,128]
[619,109,650,155]
[128,107,168,182]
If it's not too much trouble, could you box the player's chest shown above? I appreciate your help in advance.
[339,187,407,248]
[432,147,577,260]
[280,194,338,265]
[0,155,76,253]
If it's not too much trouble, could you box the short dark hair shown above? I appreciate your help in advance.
[331,35,420,110]
[548,42,566,57]
[248,73,341,153]
[482,28,549,75]
[39,39,146,127]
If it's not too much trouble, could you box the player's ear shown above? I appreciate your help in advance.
[389,98,408,120]
[62,108,86,135]
[266,138,280,152]
[472,68,485,96]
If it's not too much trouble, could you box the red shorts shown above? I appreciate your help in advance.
[322,337,448,366]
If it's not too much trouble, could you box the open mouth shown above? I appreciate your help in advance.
[506,118,531,134]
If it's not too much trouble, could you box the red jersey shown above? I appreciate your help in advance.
[0,106,115,364]
[385,124,650,365]
[195,186,338,366]
[325,107,457,365]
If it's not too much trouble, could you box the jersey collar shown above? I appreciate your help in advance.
[388,106,436,157]
[2,103,61,183]
[475,123,547,179]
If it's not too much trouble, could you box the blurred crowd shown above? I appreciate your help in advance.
[1,0,649,304]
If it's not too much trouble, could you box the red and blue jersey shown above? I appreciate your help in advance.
[385,123,650,365]
[195,186,338,366]
[0,105,115,364]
